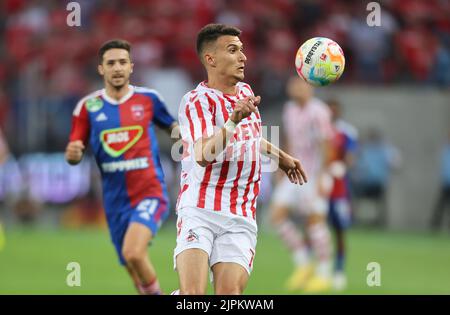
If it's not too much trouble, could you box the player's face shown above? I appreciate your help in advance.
[287,77,313,105]
[98,48,134,89]
[210,35,247,82]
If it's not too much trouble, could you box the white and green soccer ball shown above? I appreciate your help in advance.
[295,37,345,86]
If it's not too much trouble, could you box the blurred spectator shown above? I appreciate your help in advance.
[351,128,402,226]
[430,131,450,230]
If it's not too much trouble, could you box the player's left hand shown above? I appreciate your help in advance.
[279,154,308,185]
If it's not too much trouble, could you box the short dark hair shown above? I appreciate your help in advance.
[98,39,131,64]
[196,24,242,58]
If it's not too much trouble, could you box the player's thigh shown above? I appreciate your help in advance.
[174,209,216,295]
[212,262,249,295]
[271,178,299,224]
[122,222,152,258]
[210,228,256,294]
[176,248,210,295]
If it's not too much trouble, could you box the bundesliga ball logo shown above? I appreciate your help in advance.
[295,37,345,86]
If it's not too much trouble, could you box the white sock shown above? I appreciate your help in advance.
[307,222,332,278]
[276,220,310,266]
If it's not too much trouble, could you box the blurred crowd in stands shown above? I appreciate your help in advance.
[0,0,449,154]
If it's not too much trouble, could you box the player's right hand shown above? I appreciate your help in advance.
[230,96,261,123]
[65,140,85,165]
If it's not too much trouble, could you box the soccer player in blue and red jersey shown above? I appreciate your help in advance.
[65,39,178,295]
[326,99,358,291]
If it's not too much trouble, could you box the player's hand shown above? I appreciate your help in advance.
[65,140,85,165]
[279,154,308,185]
[230,96,261,123]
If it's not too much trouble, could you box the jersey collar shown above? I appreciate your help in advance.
[101,85,134,105]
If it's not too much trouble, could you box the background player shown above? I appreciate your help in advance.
[326,99,358,291]
[65,39,178,295]
[270,76,334,293]
[174,24,307,295]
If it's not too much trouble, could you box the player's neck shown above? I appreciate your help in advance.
[206,75,237,95]
[104,84,130,101]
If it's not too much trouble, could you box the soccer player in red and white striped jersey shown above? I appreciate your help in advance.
[270,77,334,293]
[173,24,307,295]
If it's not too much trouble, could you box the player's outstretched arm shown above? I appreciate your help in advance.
[260,138,307,185]
[65,140,85,165]
[194,96,260,167]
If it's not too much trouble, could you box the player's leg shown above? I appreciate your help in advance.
[121,197,169,294]
[301,213,332,293]
[122,222,162,294]
[332,226,347,290]
[210,226,256,295]
[329,198,352,290]
[176,249,210,295]
[270,178,311,290]
[173,208,215,295]
[212,262,249,295]
[301,188,333,293]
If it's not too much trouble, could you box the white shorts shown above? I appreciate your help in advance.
[271,176,330,215]
[173,207,257,276]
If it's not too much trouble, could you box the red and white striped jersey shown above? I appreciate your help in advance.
[177,81,262,224]
[282,97,333,178]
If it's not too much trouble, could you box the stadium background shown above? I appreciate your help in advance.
[0,0,449,294]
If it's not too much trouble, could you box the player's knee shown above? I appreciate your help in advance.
[270,205,288,226]
[122,247,145,265]
[307,213,325,226]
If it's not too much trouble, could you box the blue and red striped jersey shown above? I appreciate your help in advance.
[69,85,175,214]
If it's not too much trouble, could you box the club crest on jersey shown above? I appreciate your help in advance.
[225,103,233,113]
[186,229,199,242]
[131,104,145,121]
[100,126,143,157]
[86,97,103,112]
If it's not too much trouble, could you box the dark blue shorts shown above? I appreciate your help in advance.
[106,197,170,265]
[328,198,352,230]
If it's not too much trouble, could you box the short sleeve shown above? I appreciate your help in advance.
[150,91,176,129]
[69,99,90,145]
[179,93,215,144]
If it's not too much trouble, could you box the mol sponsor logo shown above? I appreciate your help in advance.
[100,126,143,157]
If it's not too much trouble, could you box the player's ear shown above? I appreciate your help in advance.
[98,64,104,76]
[204,53,216,68]
[130,62,134,73]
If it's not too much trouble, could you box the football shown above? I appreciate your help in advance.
[295,37,345,86]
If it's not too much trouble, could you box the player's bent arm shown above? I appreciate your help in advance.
[194,96,258,167]
[194,122,236,167]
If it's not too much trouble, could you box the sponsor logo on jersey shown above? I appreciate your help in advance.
[131,104,145,121]
[100,126,143,157]
[86,97,103,112]
[101,157,149,172]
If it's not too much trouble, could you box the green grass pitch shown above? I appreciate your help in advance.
[1,225,450,294]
